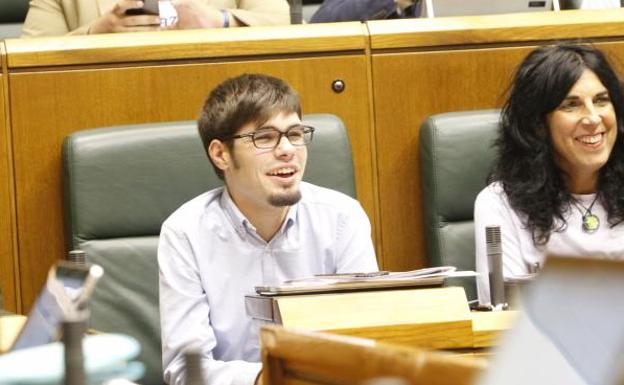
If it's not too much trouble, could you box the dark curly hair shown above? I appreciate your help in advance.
[495,43,624,245]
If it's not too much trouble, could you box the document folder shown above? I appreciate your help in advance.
[254,266,463,296]
[255,275,445,295]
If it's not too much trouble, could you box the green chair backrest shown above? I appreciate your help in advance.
[0,0,29,23]
[419,109,500,301]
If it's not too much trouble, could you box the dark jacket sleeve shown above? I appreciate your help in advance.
[310,0,397,23]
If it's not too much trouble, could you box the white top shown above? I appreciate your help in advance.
[474,182,624,305]
[158,182,378,385]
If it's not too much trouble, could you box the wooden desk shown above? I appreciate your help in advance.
[0,314,26,353]
[471,310,516,349]
[247,287,517,350]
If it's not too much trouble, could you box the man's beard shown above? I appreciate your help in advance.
[229,150,303,207]
[268,190,302,207]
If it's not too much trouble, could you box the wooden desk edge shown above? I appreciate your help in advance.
[368,9,624,49]
[5,23,368,68]
[470,310,518,348]
[0,315,26,353]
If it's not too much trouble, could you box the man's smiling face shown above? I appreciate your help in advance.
[221,111,308,212]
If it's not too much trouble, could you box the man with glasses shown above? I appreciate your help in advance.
[158,73,378,385]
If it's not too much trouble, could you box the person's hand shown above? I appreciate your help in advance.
[89,0,162,34]
[172,0,237,29]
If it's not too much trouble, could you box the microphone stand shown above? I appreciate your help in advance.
[63,319,87,385]
[289,0,303,24]
[486,225,508,311]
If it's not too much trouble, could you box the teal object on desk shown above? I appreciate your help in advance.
[0,334,145,385]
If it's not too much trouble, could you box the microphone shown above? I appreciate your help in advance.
[63,319,87,385]
[289,0,303,24]
[485,225,507,310]
[185,348,204,385]
[67,250,87,266]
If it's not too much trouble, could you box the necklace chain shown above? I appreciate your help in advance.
[572,195,600,234]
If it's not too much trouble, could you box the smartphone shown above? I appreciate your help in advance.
[9,261,104,351]
[125,0,160,16]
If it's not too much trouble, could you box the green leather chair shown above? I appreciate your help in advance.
[419,109,500,301]
[0,0,29,38]
[62,114,356,385]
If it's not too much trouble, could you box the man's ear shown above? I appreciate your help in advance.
[208,139,231,172]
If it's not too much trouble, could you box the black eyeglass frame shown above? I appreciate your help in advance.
[228,125,316,150]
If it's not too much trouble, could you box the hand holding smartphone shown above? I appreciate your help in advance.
[124,0,178,27]
[125,0,160,15]
[88,0,179,33]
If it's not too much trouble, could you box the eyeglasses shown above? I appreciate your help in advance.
[229,125,315,150]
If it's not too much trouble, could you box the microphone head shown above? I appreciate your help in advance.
[485,225,502,255]
[67,250,87,265]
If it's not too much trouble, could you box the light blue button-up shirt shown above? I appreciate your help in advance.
[159,182,378,385]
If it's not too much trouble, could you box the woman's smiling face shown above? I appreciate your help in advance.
[547,69,617,191]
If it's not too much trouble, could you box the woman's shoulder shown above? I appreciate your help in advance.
[475,181,507,205]
[474,181,529,229]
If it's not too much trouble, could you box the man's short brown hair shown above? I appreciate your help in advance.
[198,73,302,179]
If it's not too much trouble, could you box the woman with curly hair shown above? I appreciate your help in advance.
[475,43,624,305]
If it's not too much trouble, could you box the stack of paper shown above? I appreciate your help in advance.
[255,266,476,295]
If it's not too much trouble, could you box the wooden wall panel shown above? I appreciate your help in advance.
[9,55,375,310]
[372,41,624,271]
[0,47,18,313]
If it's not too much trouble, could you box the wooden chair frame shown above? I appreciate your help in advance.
[260,325,486,385]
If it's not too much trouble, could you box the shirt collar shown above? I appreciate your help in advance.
[282,203,297,233]
[219,188,298,240]
[219,188,247,238]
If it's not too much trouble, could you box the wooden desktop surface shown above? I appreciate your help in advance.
[335,309,516,351]
[470,310,517,349]
[5,22,369,68]
[0,315,26,353]
[368,8,624,48]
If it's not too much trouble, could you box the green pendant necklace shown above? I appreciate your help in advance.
[572,196,600,234]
